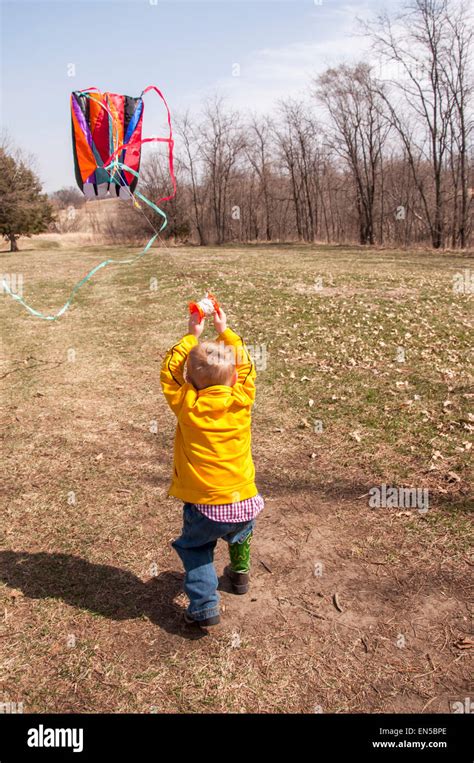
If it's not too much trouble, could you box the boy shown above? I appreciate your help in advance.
[160,305,264,627]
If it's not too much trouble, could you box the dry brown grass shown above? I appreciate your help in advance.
[0,239,472,713]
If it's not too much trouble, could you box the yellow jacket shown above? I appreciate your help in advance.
[160,328,258,504]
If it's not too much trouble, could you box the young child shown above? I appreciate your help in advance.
[160,304,264,627]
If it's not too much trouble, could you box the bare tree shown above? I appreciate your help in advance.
[200,97,246,244]
[438,0,473,248]
[140,152,191,242]
[314,63,389,245]
[176,112,208,245]
[275,100,321,242]
[365,0,468,248]
[246,116,274,241]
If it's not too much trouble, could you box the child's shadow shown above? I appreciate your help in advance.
[0,550,206,640]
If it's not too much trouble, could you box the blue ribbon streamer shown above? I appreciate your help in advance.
[2,232,159,321]
[2,172,167,321]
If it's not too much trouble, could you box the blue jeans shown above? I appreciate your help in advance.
[172,503,255,621]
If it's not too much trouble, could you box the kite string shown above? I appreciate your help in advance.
[1,86,176,321]
[2,233,159,320]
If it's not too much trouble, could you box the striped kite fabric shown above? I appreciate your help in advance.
[71,89,144,200]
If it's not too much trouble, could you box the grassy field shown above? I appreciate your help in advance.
[0,238,472,713]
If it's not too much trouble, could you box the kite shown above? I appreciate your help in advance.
[71,90,145,200]
[2,85,176,320]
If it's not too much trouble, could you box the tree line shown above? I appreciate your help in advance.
[141,0,473,249]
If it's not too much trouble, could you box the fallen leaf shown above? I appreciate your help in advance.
[333,593,343,612]
[446,471,461,483]
[298,419,310,429]
[454,637,474,650]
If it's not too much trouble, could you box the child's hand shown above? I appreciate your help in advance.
[188,312,205,338]
[213,307,227,334]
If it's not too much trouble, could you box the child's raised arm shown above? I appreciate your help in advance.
[214,309,256,405]
[160,315,204,414]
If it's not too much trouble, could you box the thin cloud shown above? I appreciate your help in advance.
[191,16,374,113]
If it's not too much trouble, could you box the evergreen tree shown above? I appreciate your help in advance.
[0,149,54,251]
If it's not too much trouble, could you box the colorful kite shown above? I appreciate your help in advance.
[71,90,145,200]
[70,85,176,224]
[2,86,176,320]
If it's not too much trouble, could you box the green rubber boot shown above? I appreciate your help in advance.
[227,533,252,594]
[229,532,252,573]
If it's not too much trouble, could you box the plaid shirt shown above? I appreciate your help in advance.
[194,494,264,523]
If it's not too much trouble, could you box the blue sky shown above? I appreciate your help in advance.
[0,0,397,191]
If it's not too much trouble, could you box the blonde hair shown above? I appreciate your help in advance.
[186,341,236,390]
